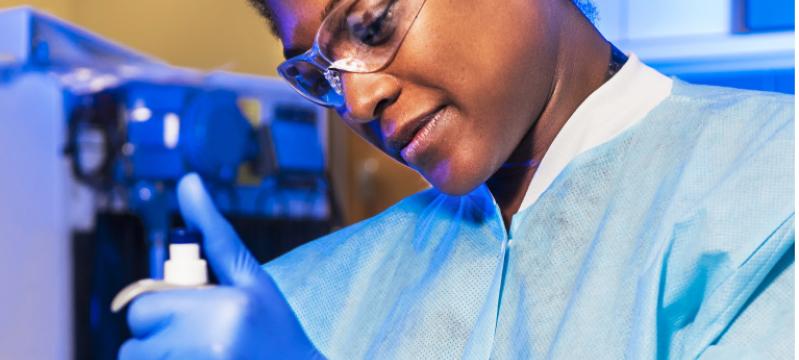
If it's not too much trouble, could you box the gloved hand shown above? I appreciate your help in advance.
[119,173,324,360]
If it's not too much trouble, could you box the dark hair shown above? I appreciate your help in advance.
[247,0,597,38]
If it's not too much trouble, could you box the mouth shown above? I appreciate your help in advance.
[395,106,446,164]
[385,107,441,155]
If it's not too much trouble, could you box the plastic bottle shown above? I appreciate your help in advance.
[163,229,208,286]
[111,228,212,313]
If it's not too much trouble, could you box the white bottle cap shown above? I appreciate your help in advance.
[164,243,208,286]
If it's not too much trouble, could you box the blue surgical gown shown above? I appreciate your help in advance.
[265,81,795,359]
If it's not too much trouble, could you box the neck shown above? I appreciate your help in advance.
[486,9,612,229]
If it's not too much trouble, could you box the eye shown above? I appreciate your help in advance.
[289,63,332,98]
[346,0,398,46]
[303,73,333,97]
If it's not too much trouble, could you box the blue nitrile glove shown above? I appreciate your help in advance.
[119,173,324,360]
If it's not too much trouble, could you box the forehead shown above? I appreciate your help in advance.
[267,0,330,57]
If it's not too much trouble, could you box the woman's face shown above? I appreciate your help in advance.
[270,0,562,195]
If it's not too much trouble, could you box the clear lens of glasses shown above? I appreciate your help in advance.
[318,0,426,72]
[277,0,427,107]
[278,58,344,106]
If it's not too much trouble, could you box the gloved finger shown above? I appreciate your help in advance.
[177,173,264,287]
[126,291,194,339]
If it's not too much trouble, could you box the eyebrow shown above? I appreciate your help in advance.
[282,0,345,59]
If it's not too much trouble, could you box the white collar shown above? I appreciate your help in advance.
[517,53,673,212]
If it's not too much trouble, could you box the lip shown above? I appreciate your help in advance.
[385,106,444,156]
[384,106,443,160]
[399,106,446,164]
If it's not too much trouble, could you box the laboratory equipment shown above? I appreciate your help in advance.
[0,6,337,360]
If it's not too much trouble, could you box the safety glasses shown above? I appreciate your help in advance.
[277,0,428,108]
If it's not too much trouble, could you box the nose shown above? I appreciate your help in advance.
[340,72,401,123]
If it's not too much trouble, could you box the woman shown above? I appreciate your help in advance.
[121,0,794,358]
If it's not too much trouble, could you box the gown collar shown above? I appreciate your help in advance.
[516,53,674,213]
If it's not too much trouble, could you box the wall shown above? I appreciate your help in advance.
[0,0,283,76]
[593,0,734,41]
[69,0,283,76]
[0,0,71,19]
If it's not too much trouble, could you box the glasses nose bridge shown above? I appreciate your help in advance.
[324,68,344,96]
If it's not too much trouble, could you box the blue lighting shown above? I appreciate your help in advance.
[745,0,794,32]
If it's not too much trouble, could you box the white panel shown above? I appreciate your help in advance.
[0,73,71,360]
[0,6,31,65]
[627,0,731,39]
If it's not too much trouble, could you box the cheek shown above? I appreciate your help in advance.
[408,1,557,129]
[393,1,559,192]
[449,5,555,116]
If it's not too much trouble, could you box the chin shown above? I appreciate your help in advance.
[423,161,485,196]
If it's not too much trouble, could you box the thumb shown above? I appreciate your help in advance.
[177,173,264,287]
